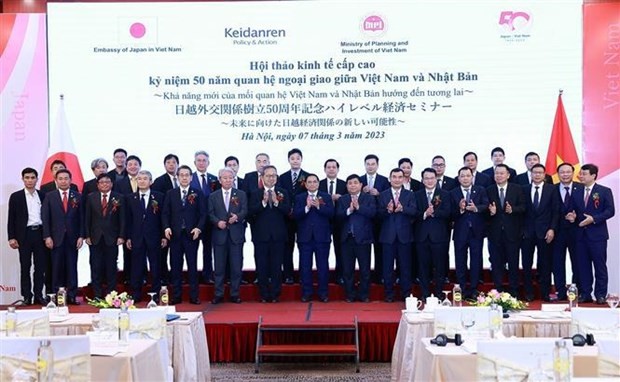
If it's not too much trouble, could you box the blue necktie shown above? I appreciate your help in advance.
[201,174,208,195]
[533,186,540,209]
[499,187,505,208]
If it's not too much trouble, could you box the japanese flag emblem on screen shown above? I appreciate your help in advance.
[118,17,158,45]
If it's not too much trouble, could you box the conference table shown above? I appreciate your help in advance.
[50,311,210,382]
[391,310,573,381]
[91,338,168,381]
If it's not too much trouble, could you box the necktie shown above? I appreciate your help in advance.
[141,193,147,212]
[233,178,237,189]
[394,190,400,205]
[329,180,334,195]
[201,174,208,195]
[182,189,187,207]
[533,186,540,209]
[224,190,230,211]
[267,189,273,208]
[563,186,570,206]
[499,187,505,208]
[292,172,298,191]
[130,177,137,193]
[464,188,470,204]
[62,191,68,213]
[368,176,374,189]
[258,176,264,189]
[427,192,433,206]
[173,177,179,189]
[101,194,108,216]
[437,179,442,189]
[584,187,590,206]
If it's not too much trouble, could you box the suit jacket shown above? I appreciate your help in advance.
[278,169,310,200]
[248,187,290,242]
[293,191,335,243]
[112,176,135,196]
[233,177,245,192]
[556,182,583,231]
[126,190,165,248]
[450,185,488,241]
[82,178,98,197]
[40,181,79,196]
[377,188,417,244]
[107,168,128,183]
[472,171,493,188]
[404,179,423,192]
[84,191,126,246]
[486,183,526,242]
[360,173,390,193]
[481,166,517,183]
[208,188,247,245]
[162,187,207,240]
[42,189,83,247]
[7,189,43,244]
[436,176,458,191]
[152,173,175,194]
[573,183,615,241]
[515,172,554,186]
[414,188,452,243]
[336,193,376,244]
[522,183,560,240]
[190,172,219,197]
[319,178,347,196]
[242,171,262,194]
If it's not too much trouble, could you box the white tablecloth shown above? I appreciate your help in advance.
[391,310,572,382]
[92,339,167,381]
[50,312,210,381]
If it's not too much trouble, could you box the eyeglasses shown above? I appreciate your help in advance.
[97,180,112,184]
[432,163,446,168]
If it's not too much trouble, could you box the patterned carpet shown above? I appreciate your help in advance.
[211,362,392,381]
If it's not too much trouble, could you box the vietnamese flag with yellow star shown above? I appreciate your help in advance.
[545,92,580,183]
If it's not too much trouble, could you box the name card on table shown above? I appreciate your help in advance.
[571,308,620,340]
[0,335,91,381]
[477,338,573,382]
[0,309,50,337]
[433,306,491,339]
[597,339,620,378]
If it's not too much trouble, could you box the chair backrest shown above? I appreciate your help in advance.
[571,308,620,340]
[597,339,620,378]
[128,308,167,340]
[0,309,50,336]
[0,335,91,381]
[433,306,491,338]
[477,338,572,381]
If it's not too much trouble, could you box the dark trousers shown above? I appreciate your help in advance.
[576,239,608,299]
[18,227,46,301]
[382,241,412,300]
[255,240,285,301]
[298,241,330,298]
[522,237,552,298]
[170,233,199,301]
[214,239,243,299]
[51,236,78,299]
[131,240,161,301]
[417,240,449,298]
[488,234,520,296]
[453,232,483,297]
[552,228,578,298]
[89,241,118,298]
[283,219,298,280]
[341,236,371,301]
[201,226,214,281]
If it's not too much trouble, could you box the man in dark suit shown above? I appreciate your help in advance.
[41,169,83,305]
[125,170,166,302]
[319,159,347,284]
[571,163,615,304]
[486,164,526,296]
[515,152,554,185]
[337,174,376,302]
[450,167,488,299]
[277,148,309,284]
[7,168,47,305]
[107,148,128,183]
[481,147,517,183]
[83,158,109,197]
[431,155,458,191]
[552,162,583,300]
[378,168,417,302]
[463,151,492,188]
[84,173,125,298]
[190,150,218,285]
[414,168,451,298]
[398,157,422,192]
[294,173,335,302]
[242,153,270,195]
[248,165,290,302]
[162,165,206,304]
[360,154,390,284]
[151,153,179,285]
[521,164,560,302]
[209,167,248,304]
[225,156,245,191]
[40,159,79,194]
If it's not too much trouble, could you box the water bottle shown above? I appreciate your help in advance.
[159,286,169,307]
[452,284,462,307]
[56,287,66,308]
[5,306,17,336]
[553,339,571,381]
[489,303,503,338]
[37,339,54,382]
[119,307,130,344]
[567,284,578,311]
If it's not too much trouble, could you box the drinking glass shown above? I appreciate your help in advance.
[606,293,619,309]
[441,291,452,306]
[146,292,158,309]
[460,311,476,336]
[91,314,101,332]
[45,294,57,312]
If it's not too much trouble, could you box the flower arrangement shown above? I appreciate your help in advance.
[276,191,285,202]
[87,291,135,309]
[150,198,159,213]
[231,195,239,206]
[110,198,121,213]
[298,175,306,189]
[187,192,197,205]
[70,197,79,209]
[592,193,600,208]
[432,195,442,207]
[469,289,528,311]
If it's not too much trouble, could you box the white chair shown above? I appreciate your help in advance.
[0,335,91,381]
[433,306,491,339]
[0,309,50,336]
[128,308,172,382]
[571,307,620,340]
[597,339,620,378]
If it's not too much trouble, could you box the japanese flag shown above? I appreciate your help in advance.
[118,17,158,45]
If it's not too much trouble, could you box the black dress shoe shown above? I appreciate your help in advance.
[211,297,223,305]
[271,298,279,303]
[578,296,593,304]
[345,298,354,303]
[525,295,534,302]
[301,295,311,302]
[542,296,551,302]
[189,298,201,305]
[170,298,182,305]
[284,278,294,285]
[68,299,81,305]
[240,280,249,285]
[35,297,47,306]
[22,298,33,306]
[384,297,394,303]
[360,298,370,303]
[260,298,268,303]
[337,278,345,285]
[319,297,329,303]
[596,297,606,305]
[230,297,242,304]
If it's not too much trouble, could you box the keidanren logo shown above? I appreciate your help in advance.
[224,27,286,38]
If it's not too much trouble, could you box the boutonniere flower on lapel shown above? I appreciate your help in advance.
[317,195,326,205]
[187,192,197,205]
[276,191,285,202]
[70,197,79,209]
[592,193,600,208]
[298,175,306,188]
[210,181,217,191]
[110,198,121,213]
[150,198,160,213]
[230,195,240,206]
[432,195,442,207]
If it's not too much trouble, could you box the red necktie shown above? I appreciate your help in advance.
[258,177,264,189]
[102,194,108,216]
[62,191,68,213]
